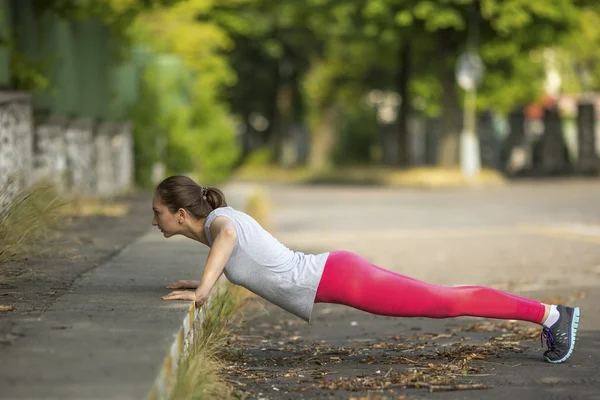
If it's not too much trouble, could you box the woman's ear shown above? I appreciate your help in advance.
[177,208,186,223]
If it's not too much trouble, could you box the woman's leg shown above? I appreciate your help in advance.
[315,251,580,364]
[315,251,546,324]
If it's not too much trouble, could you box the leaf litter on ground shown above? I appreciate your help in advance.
[222,318,542,396]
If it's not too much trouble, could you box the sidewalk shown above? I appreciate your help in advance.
[0,230,208,399]
[0,183,255,400]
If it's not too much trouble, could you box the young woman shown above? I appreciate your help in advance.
[153,175,580,364]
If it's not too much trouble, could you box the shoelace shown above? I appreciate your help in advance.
[541,327,555,350]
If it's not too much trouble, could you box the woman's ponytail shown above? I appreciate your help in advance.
[203,187,227,210]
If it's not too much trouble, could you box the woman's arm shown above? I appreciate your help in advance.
[194,216,237,302]
[162,216,237,305]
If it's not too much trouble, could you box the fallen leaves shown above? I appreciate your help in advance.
[223,313,539,397]
[451,320,539,345]
[0,304,15,312]
[317,369,488,392]
[223,335,516,395]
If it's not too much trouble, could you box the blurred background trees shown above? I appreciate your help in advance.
[2,0,600,186]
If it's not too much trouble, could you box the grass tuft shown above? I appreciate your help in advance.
[169,284,250,400]
[0,175,67,264]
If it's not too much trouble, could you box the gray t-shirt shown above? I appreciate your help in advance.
[204,206,329,322]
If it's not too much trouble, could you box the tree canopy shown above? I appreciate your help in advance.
[4,0,600,180]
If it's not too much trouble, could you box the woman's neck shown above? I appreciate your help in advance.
[182,218,209,245]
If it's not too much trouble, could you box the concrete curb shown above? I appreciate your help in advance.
[147,300,204,399]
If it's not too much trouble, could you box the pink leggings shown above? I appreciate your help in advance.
[314,251,545,324]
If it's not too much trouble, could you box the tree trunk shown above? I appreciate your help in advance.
[436,34,461,167]
[272,81,293,165]
[309,105,336,172]
[265,58,296,166]
[396,40,411,166]
[239,112,253,162]
[263,62,281,158]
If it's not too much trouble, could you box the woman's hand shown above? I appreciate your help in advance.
[162,290,207,308]
[162,290,196,302]
[166,280,200,290]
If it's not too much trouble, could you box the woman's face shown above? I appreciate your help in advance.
[151,193,180,238]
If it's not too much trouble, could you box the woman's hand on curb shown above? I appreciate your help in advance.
[166,280,200,290]
[162,289,207,308]
[162,290,197,302]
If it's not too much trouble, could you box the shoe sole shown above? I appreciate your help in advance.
[544,307,580,364]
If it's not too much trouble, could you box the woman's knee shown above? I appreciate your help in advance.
[442,286,485,316]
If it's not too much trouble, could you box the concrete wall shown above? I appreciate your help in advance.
[0,91,134,205]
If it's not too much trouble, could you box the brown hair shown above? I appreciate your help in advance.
[155,175,227,219]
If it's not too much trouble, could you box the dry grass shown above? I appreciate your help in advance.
[0,175,130,268]
[0,176,66,264]
[57,197,131,217]
[169,284,250,400]
[234,165,506,188]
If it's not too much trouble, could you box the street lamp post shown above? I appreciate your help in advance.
[456,52,484,178]
[455,1,484,179]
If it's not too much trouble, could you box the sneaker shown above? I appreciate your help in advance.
[541,305,580,363]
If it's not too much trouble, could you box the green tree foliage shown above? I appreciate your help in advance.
[555,5,600,93]
[130,63,164,188]
[345,0,585,166]
[206,0,596,169]
[128,0,240,184]
[3,0,240,185]
[332,94,380,166]
[5,0,600,178]
[205,1,320,164]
